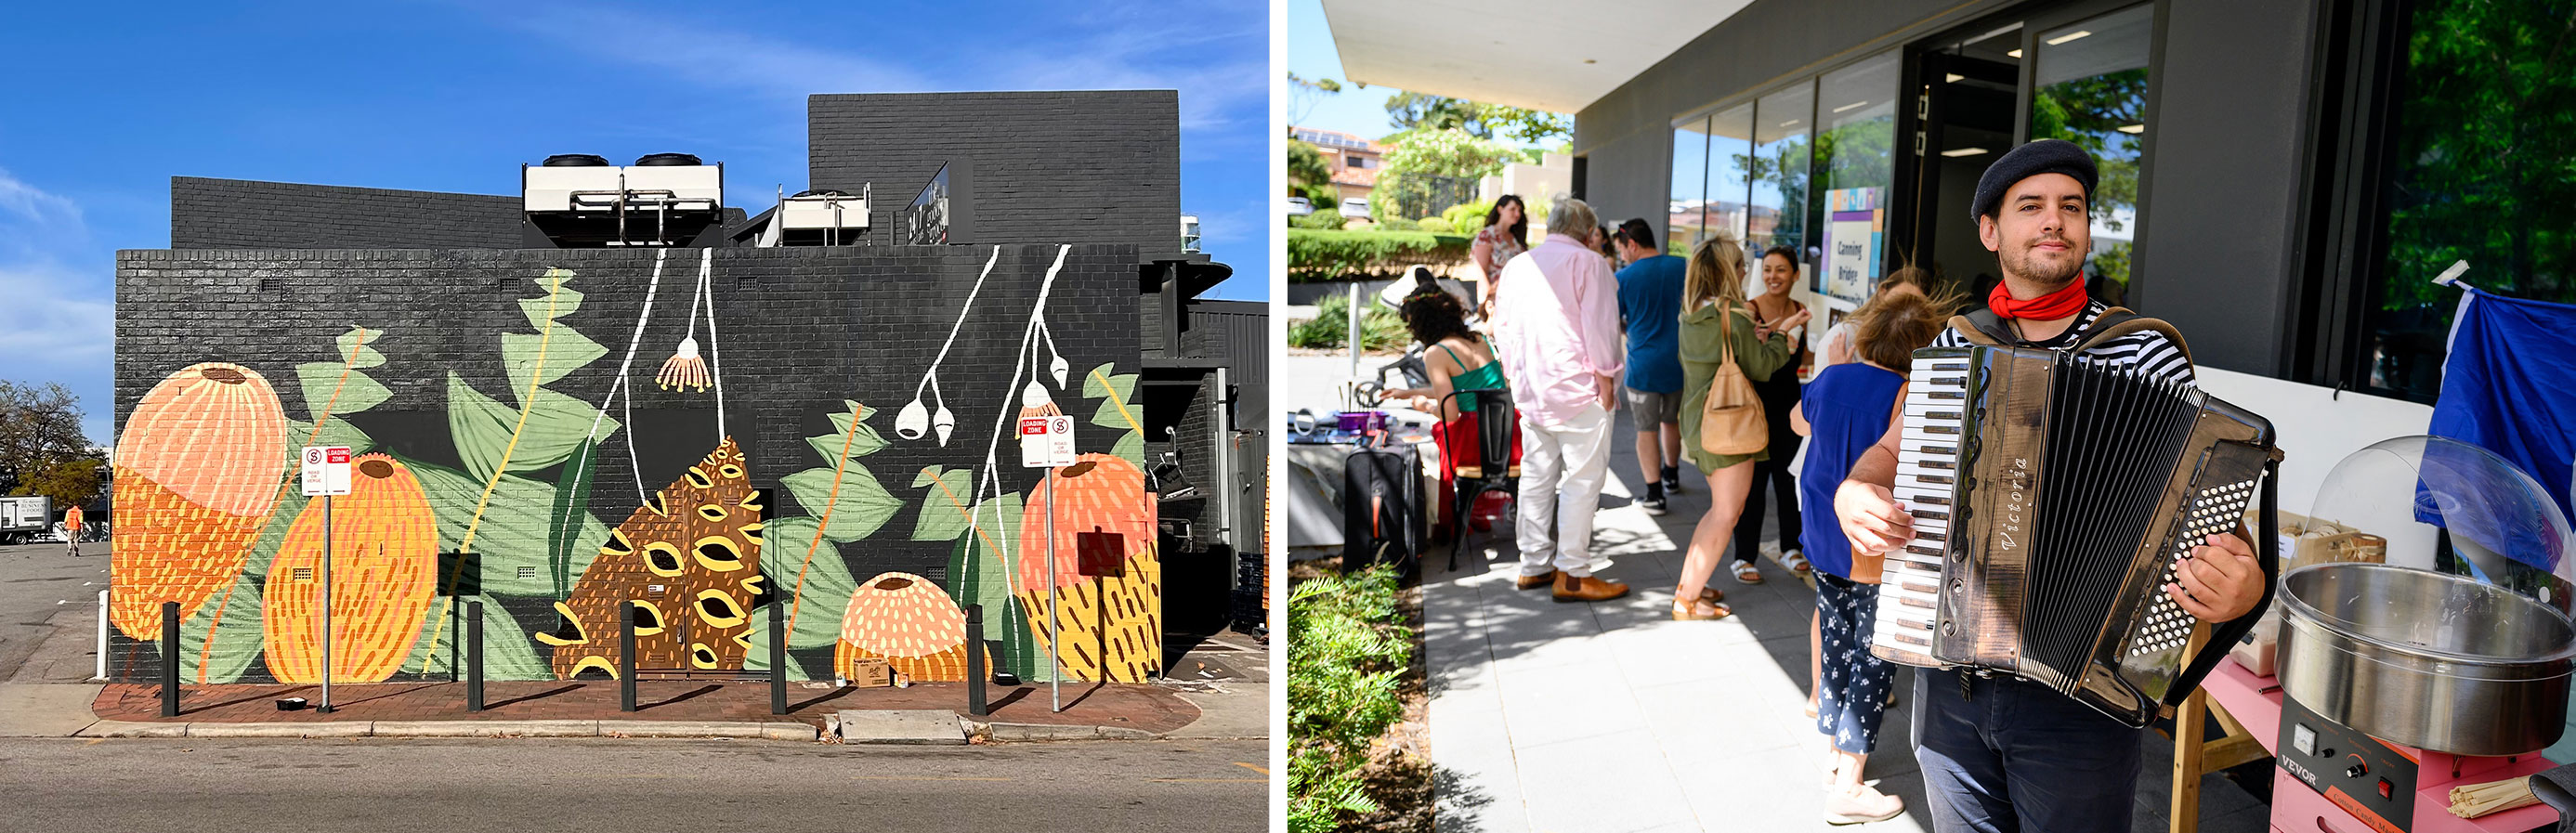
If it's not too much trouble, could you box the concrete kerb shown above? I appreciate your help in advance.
[72,719,817,741]
[964,720,1163,742]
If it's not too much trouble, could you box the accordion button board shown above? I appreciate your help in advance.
[1868,344,2280,727]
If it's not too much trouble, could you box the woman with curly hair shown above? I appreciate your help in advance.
[1383,278,1522,536]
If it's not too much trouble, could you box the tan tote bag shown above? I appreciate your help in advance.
[1697,306,1769,457]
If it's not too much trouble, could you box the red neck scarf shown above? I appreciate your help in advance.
[1987,280,2088,320]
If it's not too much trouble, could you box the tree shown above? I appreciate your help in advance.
[1371,128,1519,221]
[15,451,104,511]
[1384,94,1572,146]
[1289,72,1346,126]
[1288,138,1337,205]
[0,381,89,497]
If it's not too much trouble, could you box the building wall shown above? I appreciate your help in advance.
[807,91,1183,258]
[171,177,525,250]
[1574,0,2323,376]
[111,244,1162,685]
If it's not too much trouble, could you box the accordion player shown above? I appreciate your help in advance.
[1867,313,2282,728]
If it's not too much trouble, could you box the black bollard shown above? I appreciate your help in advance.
[768,602,787,716]
[466,600,485,712]
[619,603,637,712]
[160,601,179,718]
[965,605,987,717]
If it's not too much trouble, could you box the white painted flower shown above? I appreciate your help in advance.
[896,397,931,440]
[931,405,956,446]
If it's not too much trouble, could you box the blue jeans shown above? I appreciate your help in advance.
[1912,668,2142,833]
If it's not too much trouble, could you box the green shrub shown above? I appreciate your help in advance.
[1442,200,1494,236]
[1416,216,1453,233]
[1293,208,1345,230]
[1373,215,1419,232]
[1287,565,1413,833]
[1287,228,1474,281]
[1288,291,1410,351]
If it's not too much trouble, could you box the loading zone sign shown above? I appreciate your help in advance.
[301,446,352,497]
[1019,416,1077,468]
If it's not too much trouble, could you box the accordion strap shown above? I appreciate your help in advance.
[1948,306,2197,367]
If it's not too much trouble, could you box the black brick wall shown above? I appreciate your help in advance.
[806,91,1183,259]
[171,177,526,250]
[113,243,1143,681]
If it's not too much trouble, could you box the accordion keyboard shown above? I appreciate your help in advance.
[1871,353,1973,667]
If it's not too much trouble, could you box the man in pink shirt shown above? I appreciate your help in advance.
[1489,197,1630,602]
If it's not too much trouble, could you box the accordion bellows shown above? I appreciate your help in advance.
[1871,343,2281,727]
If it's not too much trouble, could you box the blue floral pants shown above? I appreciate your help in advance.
[1815,571,1897,755]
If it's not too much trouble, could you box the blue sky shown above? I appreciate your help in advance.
[0,0,1267,445]
[1288,0,1553,148]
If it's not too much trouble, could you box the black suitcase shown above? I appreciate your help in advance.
[1342,441,1423,576]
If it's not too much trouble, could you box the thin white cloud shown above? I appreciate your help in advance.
[0,168,114,444]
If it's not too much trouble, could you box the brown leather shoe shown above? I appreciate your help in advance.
[1553,572,1630,602]
[1514,570,1558,591]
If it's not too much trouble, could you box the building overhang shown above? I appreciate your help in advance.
[1321,0,1757,114]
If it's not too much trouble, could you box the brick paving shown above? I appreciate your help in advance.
[92,679,1198,734]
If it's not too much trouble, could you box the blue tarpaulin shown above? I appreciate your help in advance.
[2427,287,2576,571]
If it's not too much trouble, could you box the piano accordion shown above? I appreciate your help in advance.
[1869,341,2282,727]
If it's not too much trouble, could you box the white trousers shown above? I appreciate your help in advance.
[1515,400,1614,578]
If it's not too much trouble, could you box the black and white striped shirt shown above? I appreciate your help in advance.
[1931,301,2195,385]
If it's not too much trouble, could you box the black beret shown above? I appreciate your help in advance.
[1970,139,2099,222]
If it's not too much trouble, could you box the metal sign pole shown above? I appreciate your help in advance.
[1047,467,1061,713]
[320,494,333,713]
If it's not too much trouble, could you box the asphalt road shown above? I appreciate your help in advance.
[0,736,1268,831]
[0,541,105,681]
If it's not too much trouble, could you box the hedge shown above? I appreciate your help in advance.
[1288,228,1474,282]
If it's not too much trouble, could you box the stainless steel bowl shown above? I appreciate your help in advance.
[2277,562,2576,755]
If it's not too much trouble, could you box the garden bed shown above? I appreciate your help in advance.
[1287,557,1432,833]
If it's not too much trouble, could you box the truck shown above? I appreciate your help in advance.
[0,496,51,544]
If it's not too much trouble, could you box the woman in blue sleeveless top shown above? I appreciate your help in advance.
[1789,288,1953,825]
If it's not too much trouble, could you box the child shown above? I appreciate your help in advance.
[1789,288,1955,825]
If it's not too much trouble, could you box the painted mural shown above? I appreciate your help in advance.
[111,244,1158,685]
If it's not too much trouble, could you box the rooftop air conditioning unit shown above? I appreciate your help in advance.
[522,153,725,247]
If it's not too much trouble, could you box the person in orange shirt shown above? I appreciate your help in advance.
[62,504,83,557]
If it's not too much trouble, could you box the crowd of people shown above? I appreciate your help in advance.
[1379,140,2269,831]
[1387,178,1984,823]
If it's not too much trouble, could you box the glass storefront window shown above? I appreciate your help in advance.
[1817,52,1899,303]
[2030,3,2154,307]
[2360,0,2576,402]
[1707,103,1755,247]
[1669,118,1710,256]
[1750,82,1815,261]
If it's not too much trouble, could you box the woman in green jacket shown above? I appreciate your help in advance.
[1671,235,1806,618]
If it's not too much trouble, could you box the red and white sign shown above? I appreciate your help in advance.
[1018,416,1077,468]
[301,446,353,497]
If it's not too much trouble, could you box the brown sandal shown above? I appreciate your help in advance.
[1672,592,1733,620]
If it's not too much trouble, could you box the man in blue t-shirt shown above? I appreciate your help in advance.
[1612,218,1687,514]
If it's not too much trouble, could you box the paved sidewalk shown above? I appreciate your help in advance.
[1408,406,2270,832]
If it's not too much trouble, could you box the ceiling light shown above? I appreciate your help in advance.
[1941,147,1989,157]
[2007,48,2023,59]
[1780,119,1801,127]
[2117,124,2145,134]
[2045,30,2093,46]
[1945,72,1965,83]
[1584,59,1597,64]
[1832,100,1870,113]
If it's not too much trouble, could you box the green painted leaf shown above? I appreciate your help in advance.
[334,326,387,370]
[778,464,899,543]
[739,605,817,682]
[1080,361,1131,399]
[295,364,393,421]
[1112,432,1144,468]
[242,478,306,579]
[500,330,608,405]
[401,595,552,680]
[547,440,600,599]
[281,419,379,460]
[446,371,619,482]
[909,465,976,541]
[763,514,857,649]
[804,400,889,463]
[517,268,584,328]
[178,571,263,684]
[405,458,608,597]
